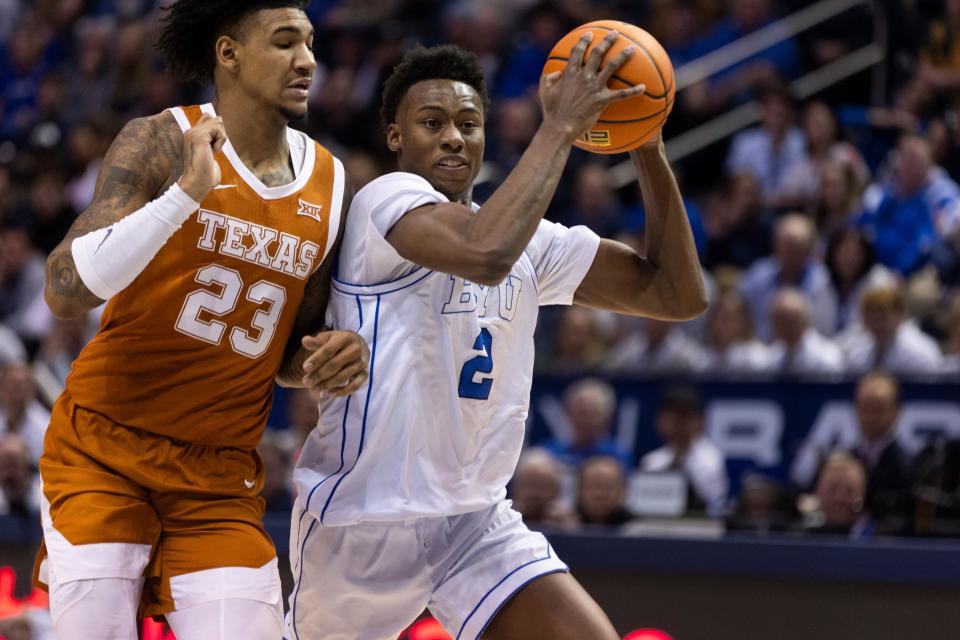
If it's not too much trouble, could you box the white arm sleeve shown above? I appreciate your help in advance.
[70,183,199,300]
[525,219,601,306]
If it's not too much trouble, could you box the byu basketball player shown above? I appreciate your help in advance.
[290,35,707,639]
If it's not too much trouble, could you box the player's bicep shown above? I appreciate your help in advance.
[386,202,506,284]
[573,238,660,315]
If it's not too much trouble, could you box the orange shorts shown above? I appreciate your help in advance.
[34,391,278,618]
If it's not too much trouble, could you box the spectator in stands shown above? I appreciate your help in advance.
[906,0,960,115]
[849,372,913,529]
[942,297,960,376]
[842,284,943,376]
[538,307,608,374]
[804,451,873,537]
[22,171,77,255]
[496,3,570,98]
[702,289,776,374]
[740,213,838,340]
[0,224,46,339]
[810,160,867,242]
[257,429,294,513]
[556,162,625,238]
[604,318,706,375]
[34,315,92,387]
[768,289,844,376]
[640,386,728,516]
[703,172,773,270]
[726,474,794,532]
[825,227,897,332]
[0,433,40,516]
[0,323,26,365]
[543,378,631,470]
[725,82,808,203]
[510,448,575,527]
[0,362,47,464]
[576,456,633,527]
[777,101,869,209]
[685,0,799,114]
[859,135,960,275]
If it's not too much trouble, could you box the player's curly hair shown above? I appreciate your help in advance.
[157,0,310,83]
[380,45,491,125]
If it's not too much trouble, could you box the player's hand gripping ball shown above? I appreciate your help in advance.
[543,20,675,153]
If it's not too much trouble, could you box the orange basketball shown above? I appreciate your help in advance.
[542,20,675,154]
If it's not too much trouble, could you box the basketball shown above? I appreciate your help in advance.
[542,20,675,154]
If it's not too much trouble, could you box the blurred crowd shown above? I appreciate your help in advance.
[3,0,960,543]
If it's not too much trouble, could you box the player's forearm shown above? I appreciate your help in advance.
[463,122,575,279]
[277,345,310,388]
[631,143,708,318]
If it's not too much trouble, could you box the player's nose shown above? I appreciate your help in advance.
[294,44,317,75]
[439,124,464,152]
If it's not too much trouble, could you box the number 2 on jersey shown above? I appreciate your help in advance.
[458,328,494,399]
[175,264,287,359]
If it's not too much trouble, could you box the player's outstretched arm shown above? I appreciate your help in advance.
[44,113,224,319]
[573,134,708,321]
[386,31,645,286]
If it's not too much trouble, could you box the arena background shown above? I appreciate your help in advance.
[2,0,960,639]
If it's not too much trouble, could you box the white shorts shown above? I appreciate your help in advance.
[285,500,569,640]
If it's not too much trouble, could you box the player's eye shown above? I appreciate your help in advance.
[461,121,478,129]
[276,41,293,49]
[423,119,440,129]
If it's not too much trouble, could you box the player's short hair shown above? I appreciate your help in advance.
[157,0,310,83]
[380,45,491,126]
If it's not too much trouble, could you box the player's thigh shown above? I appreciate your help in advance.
[482,572,618,640]
[39,396,161,587]
[147,489,280,618]
[287,512,431,640]
[166,597,282,640]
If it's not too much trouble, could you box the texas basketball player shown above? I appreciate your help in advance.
[33,2,368,639]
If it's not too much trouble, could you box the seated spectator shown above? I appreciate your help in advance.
[726,474,795,533]
[825,227,897,332]
[0,362,49,464]
[542,378,631,470]
[943,296,960,376]
[510,448,575,527]
[810,160,867,242]
[640,386,728,516]
[0,433,41,516]
[257,429,294,513]
[703,172,773,270]
[777,101,869,209]
[803,451,873,537]
[725,82,808,203]
[537,307,608,374]
[556,162,625,238]
[740,213,838,340]
[0,322,26,365]
[34,315,91,387]
[767,289,844,376]
[903,0,960,115]
[576,456,633,527]
[849,372,913,530]
[859,135,960,275]
[912,438,960,535]
[0,223,46,340]
[702,289,775,375]
[842,285,943,376]
[604,318,706,375]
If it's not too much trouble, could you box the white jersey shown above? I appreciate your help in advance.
[293,172,600,525]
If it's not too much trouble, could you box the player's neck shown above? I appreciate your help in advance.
[211,94,289,169]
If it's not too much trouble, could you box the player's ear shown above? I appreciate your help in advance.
[386,123,401,152]
[215,35,240,74]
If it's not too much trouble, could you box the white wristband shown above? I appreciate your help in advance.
[71,183,200,300]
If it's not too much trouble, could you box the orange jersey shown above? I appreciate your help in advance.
[66,104,345,449]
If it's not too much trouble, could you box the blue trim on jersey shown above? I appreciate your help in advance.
[297,295,364,538]
[290,517,318,640]
[455,545,556,640]
[320,294,381,522]
[332,269,433,297]
[471,567,568,640]
[333,266,421,287]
